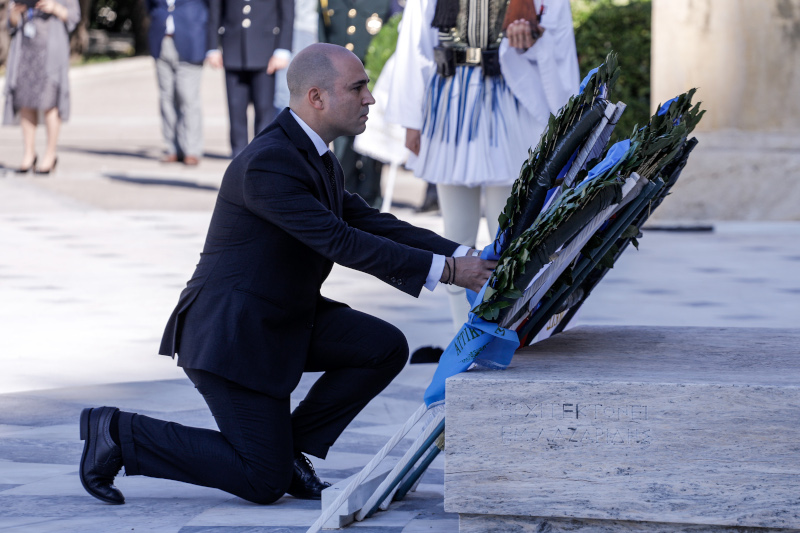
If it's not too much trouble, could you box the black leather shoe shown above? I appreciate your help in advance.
[287,452,330,500]
[416,183,439,213]
[410,345,444,364]
[79,407,125,504]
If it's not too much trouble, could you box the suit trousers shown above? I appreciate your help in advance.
[225,68,277,157]
[117,302,409,504]
[155,36,204,158]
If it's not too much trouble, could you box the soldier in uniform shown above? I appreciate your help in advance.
[207,0,295,157]
[318,0,392,207]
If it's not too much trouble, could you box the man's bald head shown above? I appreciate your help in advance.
[287,43,355,103]
[287,43,375,144]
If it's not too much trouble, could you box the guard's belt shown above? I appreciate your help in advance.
[434,45,501,77]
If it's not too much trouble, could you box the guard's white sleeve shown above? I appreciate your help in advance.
[384,0,439,131]
[499,0,580,123]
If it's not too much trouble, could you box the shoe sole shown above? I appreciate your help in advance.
[79,408,124,505]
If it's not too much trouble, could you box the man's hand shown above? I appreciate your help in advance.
[267,54,290,75]
[205,50,223,69]
[405,128,421,155]
[440,256,497,293]
[506,19,544,50]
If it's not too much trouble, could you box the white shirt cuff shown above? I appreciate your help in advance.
[453,245,471,257]
[273,49,292,61]
[424,246,473,291]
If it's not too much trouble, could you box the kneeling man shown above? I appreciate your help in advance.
[79,43,496,505]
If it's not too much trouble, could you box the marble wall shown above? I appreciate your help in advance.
[651,0,800,131]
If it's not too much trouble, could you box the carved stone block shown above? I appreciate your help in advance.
[445,326,800,531]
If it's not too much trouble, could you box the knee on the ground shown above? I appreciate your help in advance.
[239,467,293,505]
[238,478,289,505]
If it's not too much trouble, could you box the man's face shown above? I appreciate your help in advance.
[324,53,375,138]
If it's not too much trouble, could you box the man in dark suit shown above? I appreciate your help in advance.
[78,44,496,506]
[147,0,212,165]
[206,0,294,157]
[318,0,392,207]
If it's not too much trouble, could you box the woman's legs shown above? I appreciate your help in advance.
[19,108,37,169]
[40,107,61,170]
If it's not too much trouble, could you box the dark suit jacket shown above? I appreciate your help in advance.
[147,0,210,64]
[208,0,294,71]
[160,108,459,397]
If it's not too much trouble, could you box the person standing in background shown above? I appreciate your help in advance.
[318,0,392,208]
[385,0,579,331]
[3,0,80,175]
[273,0,319,110]
[147,0,211,166]
[206,0,294,157]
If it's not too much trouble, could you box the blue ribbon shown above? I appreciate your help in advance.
[424,280,520,407]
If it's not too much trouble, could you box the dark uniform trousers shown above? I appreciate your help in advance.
[117,301,408,504]
[208,0,295,157]
[226,69,277,157]
[334,135,384,208]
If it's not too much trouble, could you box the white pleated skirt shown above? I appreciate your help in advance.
[407,65,546,188]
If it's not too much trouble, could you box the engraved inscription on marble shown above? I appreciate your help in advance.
[498,401,652,447]
[498,401,648,421]
[501,425,651,446]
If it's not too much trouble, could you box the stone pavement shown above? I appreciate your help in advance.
[1,58,799,532]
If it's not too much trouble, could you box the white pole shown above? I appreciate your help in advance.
[305,402,429,533]
[354,408,446,521]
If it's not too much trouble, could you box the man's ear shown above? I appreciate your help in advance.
[308,87,326,110]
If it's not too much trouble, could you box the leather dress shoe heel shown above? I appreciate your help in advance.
[15,155,37,174]
[79,407,125,504]
[287,452,331,500]
[34,157,57,175]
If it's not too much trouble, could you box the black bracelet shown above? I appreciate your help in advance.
[451,257,457,285]
[442,258,451,285]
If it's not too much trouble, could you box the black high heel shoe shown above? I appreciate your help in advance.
[15,155,37,174]
[35,157,58,175]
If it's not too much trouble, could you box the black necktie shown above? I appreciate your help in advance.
[321,151,337,200]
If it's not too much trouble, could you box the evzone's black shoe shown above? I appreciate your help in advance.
[287,452,331,500]
[79,407,125,504]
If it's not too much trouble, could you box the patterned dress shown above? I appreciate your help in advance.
[3,0,81,123]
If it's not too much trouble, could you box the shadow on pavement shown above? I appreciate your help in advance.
[105,174,220,191]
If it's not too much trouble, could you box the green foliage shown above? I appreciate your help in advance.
[473,84,705,322]
[474,171,623,320]
[618,88,705,180]
[364,13,402,91]
[497,53,620,239]
[572,0,651,142]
